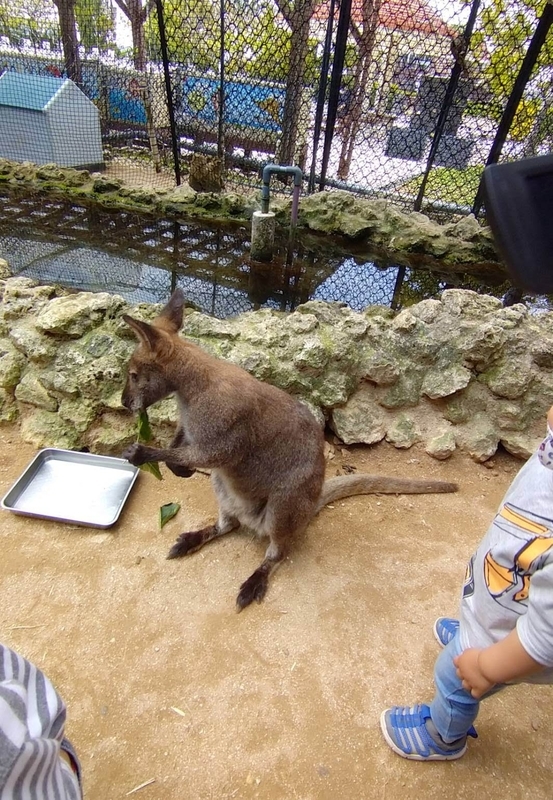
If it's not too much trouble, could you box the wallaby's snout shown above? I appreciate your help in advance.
[121,372,142,413]
[121,382,137,412]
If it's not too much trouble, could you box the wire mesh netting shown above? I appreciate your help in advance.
[0,0,551,213]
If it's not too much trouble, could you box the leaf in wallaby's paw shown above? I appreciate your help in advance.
[137,409,153,443]
[135,410,162,479]
[159,502,180,529]
[140,461,163,480]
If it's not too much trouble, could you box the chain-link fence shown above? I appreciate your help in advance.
[0,0,552,216]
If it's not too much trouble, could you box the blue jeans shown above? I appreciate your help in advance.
[429,632,504,742]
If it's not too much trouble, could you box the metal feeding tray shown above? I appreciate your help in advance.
[1,449,139,529]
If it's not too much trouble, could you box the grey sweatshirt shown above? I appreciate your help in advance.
[0,644,81,799]
[459,440,553,684]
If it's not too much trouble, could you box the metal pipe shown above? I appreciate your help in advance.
[261,163,303,214]
[252,164,303,262]
[291,184,301,228]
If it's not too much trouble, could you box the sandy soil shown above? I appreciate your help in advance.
[1,424,552,800]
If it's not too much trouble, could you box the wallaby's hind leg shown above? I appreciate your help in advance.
[236,496,316,611]
[167,471,241,559]
[167,511,239,559]
[236,538,287,612]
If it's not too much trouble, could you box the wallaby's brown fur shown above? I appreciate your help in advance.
[121,289,458,611]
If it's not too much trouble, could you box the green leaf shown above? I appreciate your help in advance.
[139,461,163,481]
[137,409,153,443]
[136,410,162,479]
[159,502,181,528]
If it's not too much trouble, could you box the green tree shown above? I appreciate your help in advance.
[0,0,58,51]
[75,0,115,53]
[274,0,318,166]
[337,0,382,181]
[472,0,553,146]
[145,0,219,71]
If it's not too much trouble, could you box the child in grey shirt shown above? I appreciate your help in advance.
[380,407,553,760]
[0,642,82,798]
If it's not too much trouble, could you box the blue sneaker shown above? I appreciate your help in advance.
[433,617,459,647]
[380,704,477,761]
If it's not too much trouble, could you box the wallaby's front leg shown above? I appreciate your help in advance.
[123,442,194,471]
[123,441,224,473]
[167,511,240,559]
[166,428,195,478]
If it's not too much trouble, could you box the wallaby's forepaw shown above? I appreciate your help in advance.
[166,462,195,478]
[122,442,149,466]
[167,530,209,559]
[236,570,268,612]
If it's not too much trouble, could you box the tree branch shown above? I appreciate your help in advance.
[274,0,292,27]
[113,0,130,19]
[141,0,157,23]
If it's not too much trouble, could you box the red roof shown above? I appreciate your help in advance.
[314,0,453,37]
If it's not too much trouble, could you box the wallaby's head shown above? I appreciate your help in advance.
[121,289,185,412]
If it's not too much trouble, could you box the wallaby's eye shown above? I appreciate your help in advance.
[130,372,139,383]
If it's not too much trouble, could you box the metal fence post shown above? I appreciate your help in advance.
[155,0,181,186]
[413,0,481,212]
[217,0,226,166]
[319,0,352,191]
[308,0,336,194]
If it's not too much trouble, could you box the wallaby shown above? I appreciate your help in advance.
[121,289,458,611]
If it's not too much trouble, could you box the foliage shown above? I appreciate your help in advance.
[401,166,483,207]
[0,0,115,53]
[75,0,115,52]
[146,0,220,71]
[470,0,553,142]
[0,0,58,48]
[146,0,321,85]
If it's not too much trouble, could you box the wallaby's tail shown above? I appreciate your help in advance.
[316,474,458,514]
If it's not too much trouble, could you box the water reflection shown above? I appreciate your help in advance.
[0,193,511,319]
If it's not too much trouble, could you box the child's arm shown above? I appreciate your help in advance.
[453,629,545,698]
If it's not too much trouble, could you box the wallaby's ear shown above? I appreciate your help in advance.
[122,315,162,350]
[155,289,185,333]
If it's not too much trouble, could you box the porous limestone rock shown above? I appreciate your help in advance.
[425,429,457,460]
[36,292,126,338]
[0,276,550,462]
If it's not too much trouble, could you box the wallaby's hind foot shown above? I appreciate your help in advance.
[236,540,287,612]
[167,516,240,559]
[167,526,217,558]
[236,567,270,612]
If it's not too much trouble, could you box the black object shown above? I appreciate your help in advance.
[483,154,553,294]
[434,134,474,170]
[385,127,427,161]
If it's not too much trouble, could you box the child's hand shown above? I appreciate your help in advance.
[453,648,496,698]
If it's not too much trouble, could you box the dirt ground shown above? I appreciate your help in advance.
[1,423,553,800]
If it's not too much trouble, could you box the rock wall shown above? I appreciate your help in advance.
[0,276,551,462]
